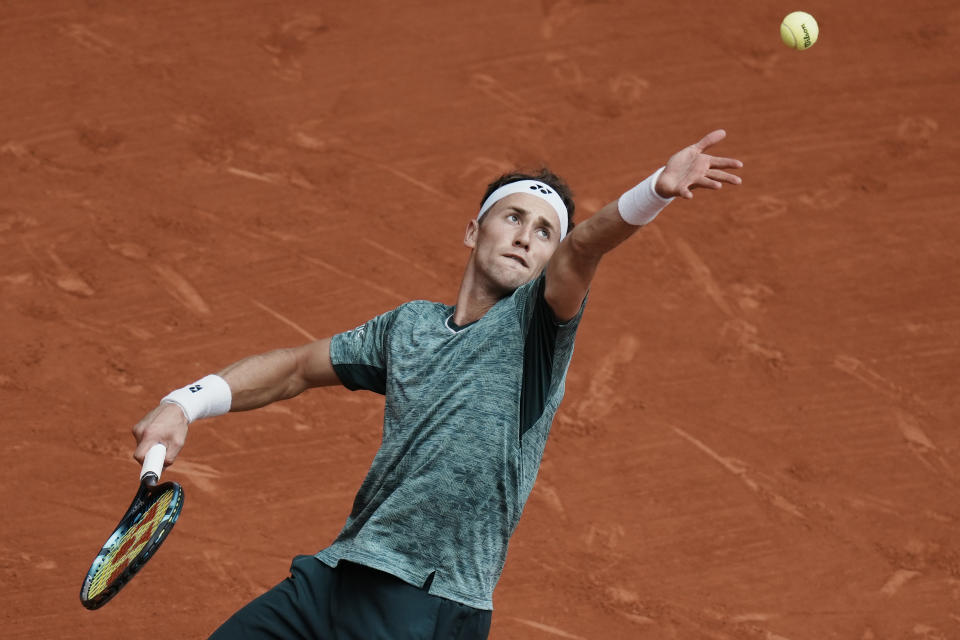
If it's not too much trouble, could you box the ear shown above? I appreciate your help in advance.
[463,219,479,249]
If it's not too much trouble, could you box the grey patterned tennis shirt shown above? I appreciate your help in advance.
[315,274,585,609]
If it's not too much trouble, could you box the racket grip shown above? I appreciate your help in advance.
[140,443,166,483]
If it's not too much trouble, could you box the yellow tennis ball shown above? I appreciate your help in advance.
[780,11,819,51]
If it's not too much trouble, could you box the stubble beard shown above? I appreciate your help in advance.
[479,255,534,298]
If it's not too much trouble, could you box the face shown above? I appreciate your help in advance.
[464,192,563,295]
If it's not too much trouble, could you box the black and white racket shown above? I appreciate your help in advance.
[80,443,184,610]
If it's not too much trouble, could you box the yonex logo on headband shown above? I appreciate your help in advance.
[477,179,568,239]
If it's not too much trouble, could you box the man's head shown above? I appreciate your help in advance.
[463,168,575,296]
[480,169,576,235]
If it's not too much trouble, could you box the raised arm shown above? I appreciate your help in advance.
[132,338,340,465]
[544,129,742,320]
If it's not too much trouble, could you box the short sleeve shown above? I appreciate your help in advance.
[512,273,587,331]
[329,306,402,394]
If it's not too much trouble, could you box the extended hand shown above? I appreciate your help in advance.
[656,129,743,199]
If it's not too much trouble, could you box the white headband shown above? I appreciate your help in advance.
[477,180,568,240]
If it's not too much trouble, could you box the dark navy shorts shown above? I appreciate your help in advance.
[207,555,491,640]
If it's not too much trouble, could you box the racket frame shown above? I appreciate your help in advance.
[80,446,184,610]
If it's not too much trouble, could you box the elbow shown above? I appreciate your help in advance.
[283,347,311,398]
[288,338,337,391]
[563,232,604,277]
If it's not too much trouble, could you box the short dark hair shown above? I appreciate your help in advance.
[479,168,575,233]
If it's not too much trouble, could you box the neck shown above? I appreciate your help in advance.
[451,256,508,325]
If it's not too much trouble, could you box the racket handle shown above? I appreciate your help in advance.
[140,443,166,484]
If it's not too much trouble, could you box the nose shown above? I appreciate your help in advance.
[513,223,532,250]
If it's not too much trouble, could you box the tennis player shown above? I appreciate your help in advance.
[132,129,742,639]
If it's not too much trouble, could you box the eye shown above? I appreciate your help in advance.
[506,213,520,224]
[536,228,551,240]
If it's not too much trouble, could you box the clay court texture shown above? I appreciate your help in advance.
[2,1,959,638]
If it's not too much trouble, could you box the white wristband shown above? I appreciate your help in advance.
[617,166,674,226]
[161,374,232,423]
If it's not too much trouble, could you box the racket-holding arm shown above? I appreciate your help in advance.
[133,337,342,467]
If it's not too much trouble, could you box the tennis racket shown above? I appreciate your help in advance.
[80,443,184,610]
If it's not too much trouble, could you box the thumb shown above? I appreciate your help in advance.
[694,129,727,152]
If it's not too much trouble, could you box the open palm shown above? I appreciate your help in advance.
[656,129,743,199]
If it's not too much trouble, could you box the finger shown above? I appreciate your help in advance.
[133,439,154,465]
[706,169,742,185]
[135,437,182,466]
[692,176,723,191]
[709,155,743,169]
[164,440,184,466]
[693,129,726,152]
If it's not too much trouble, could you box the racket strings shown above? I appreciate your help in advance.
[87,488,176,599]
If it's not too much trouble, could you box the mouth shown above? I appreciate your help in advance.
[503,254,528,268]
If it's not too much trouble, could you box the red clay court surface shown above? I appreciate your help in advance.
[2,1,959,638]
